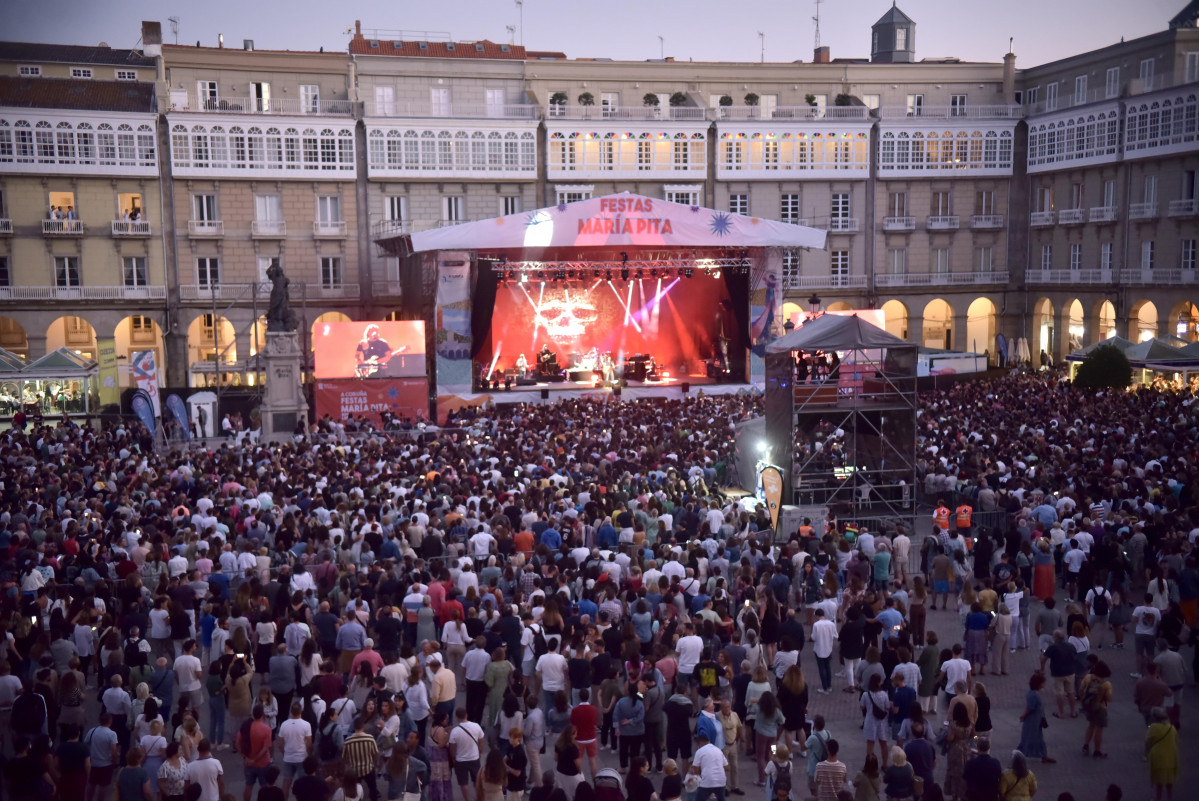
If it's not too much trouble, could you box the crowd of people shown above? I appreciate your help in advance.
[0,373,1193,801]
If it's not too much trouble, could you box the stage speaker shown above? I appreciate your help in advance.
[540,389,549,400]
[516,377,537,386]
[682,382,690,394]
[614,386,622,399]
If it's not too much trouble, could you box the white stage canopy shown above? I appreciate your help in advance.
[408,192,827,253]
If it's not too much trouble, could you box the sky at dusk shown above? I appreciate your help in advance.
[1,0,1187,69]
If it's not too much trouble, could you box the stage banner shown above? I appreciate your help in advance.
[314,378,429,425]
[435,251,474,393]
[131,389,157,432]
[165,394,191,440]
[97,338,119,406]
[760,464,784,531]
[749,249,783,383]
[130,349,161,417]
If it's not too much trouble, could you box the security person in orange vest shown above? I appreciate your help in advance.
[798,518,815,541]
[955,501,974,536]
[932,500,951,532]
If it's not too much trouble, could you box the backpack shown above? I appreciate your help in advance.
[869,694,888,720]
[531,625,548,659]
[1080,677,1104,712]
[318,721,340,761]
[1091,589,1110,616]
[125,637,147,668]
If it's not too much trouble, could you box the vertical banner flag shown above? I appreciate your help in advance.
[97,338,120,406]
[165,394,191,440]
[130,389,157,434]
[760,464,784,532]
[130,350,161,417]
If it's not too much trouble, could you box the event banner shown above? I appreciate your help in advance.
[313,320,426,379]
[165,394,191,440]
[760,464,784,531]
[97,338,119,406]
[435,251,473,392]
[130,389,157,433]
[130,349,161,417]
[314,378,429,425]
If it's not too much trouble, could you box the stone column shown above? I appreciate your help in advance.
[260,331,308,443]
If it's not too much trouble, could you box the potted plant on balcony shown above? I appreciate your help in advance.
[744,92,759,119]
[549,91,568,117]
[578,91,595,118]
[669,92,688,106]
[643,93,661,119]
[835,93,854,106]
[718,94,732,118]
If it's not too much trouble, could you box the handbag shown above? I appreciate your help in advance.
[402,764,422,801]
[683,772,701,794]
[913,776,925,798]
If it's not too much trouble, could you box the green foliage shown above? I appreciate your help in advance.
[669,91,688,107]
[1073,344,1133,389]
[805,93,817,106]
[744,92,760,106]
[577,92,595,106]
[643,93,660,106]
[719,94,733,107]
[835,93,854,106]
[549,92,568,107]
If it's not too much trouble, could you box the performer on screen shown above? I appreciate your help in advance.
[355,324,408,377]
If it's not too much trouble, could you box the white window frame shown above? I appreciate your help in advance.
[780,193,802,223]
[1100,242,1113,272]
[1105,67,1120,99]
[906,94,924,116]
[976,190,995,215]
[782,250,801,289]
[830,250,849,286]
[0,256,9,287]
[385,195,407,222]
[70,68,92,79]
[1074,75,1088,105]
[950,95,967,116]
[1144,175,1158,205]
[548,90,567,118]
[1140,58,1155,85]
[1045,82,1058,111]
[18,65,41,77]
[931,248,949,274]
[1188,53,1199,85]
[441,196,465,222]
[256,256,278,285]
[122,256,148,287]
[317,195,343,223]
[197,81,218,110]
[1141,240,1155,270]
[193,193,218,222]
[931,190,952,216]
[1025,87,1038,106]
[729,194,749,216]
[831,192,850,221]
[1181,239,1196,271]
[664,185,702,206]
[977,246,994,273]
[601,93,620,118]
[555,185,594,205]
[55,255,80,287]
[430,88,452,117]
[319,256,343,288]
[300,85,321,114]
[500,195,521,216]
[889,248,908,275]
[116,70,137,81]
[374,85,396,116]
[196,256,220,287]
[862,94,880,111]
[895,27,908,50]
[254,194,282,222]
[1103,179,1116,208]
[1041,244,1052,270]
[1069,243,1082,271]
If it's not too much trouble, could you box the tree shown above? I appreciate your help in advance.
[577,92,595,106]
[1073,344,1133,389]
[835,93,854,106]
[549,92,568,108]
[669,91,688,107]
[744,93,760,106]
[643,93,660,107]
[805,93,818,106]
[719,94,733,107]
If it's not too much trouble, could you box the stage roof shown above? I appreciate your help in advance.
[407,192,828,253]
[766,312,912,353]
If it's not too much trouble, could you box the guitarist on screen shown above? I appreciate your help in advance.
[355,324,407,377]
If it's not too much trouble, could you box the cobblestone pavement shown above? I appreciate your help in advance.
[142,595,1191,801]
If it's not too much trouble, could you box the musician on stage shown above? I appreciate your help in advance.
[516,353,528,377]
[355,324,393,367]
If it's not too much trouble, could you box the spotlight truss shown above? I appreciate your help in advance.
[489,258,748,281]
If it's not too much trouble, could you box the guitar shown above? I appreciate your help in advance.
[355,346,409,377]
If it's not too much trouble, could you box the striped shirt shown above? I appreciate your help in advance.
[814,760,848,801]
[340,731,378,778]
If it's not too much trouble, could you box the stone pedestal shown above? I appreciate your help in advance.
[261,332,308,443]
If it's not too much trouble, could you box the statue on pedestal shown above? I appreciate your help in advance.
[266,263,298,332]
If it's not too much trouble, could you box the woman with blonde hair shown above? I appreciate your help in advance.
[777,664,809,755]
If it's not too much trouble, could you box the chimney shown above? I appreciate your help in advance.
[1003,52,1016,104]
[355,20,363,39]
[814,46,831,64]
[243,39,254,51]
[218,33,224,48]
[141,21,162,58]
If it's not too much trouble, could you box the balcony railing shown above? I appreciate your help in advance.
[882,216,915,231]
[878,104,1022,119]
[0,219,11,235]
[367,100,538,119]
[1058,208,1086,225]
[372,220,411,238]
[875,270,1010,287]
[42,219,84,236]
[1129,73,1176,96]
[1128,202,1158,220]
[1120,268,1197,285]
[1169,198,1198,217]
[926,215,960,230]
[1089,206,1118,223]
[970,214,1004,229]
[437,219,470,228]
[314,283,360,299]
[180,94,353,116]
[1025,268,1113,284]
[785,274,868,289]
[188,220,224,236]
[718,106,871,121]
[826,217,859,233]
[0,285,167,300]
[314,221,348,237]
[550,105,707,121]
[1030,211,1056,227]
[251,220,287,237]
[372,280,405,296]
[111,220,151,237]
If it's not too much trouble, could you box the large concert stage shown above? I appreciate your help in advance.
[486,377,751,407]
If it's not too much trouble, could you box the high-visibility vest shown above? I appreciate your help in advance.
[798,525,814,539]
[956,505,973,528]
[933,506,951,530]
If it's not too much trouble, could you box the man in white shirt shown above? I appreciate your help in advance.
[937,643,973,704]
[448,707,485,801]
[690,732,729,801]
[892,528,911,588]
[0,662,23,754]
[276,701,312,799]
[185,740,224,801]
[1131,596,1163,678]
[173,639,204,712]
[811,608,837,693]
[675,623,704,702]
[535,639,568,713]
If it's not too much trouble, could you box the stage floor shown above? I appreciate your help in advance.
[478,374,753,405]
